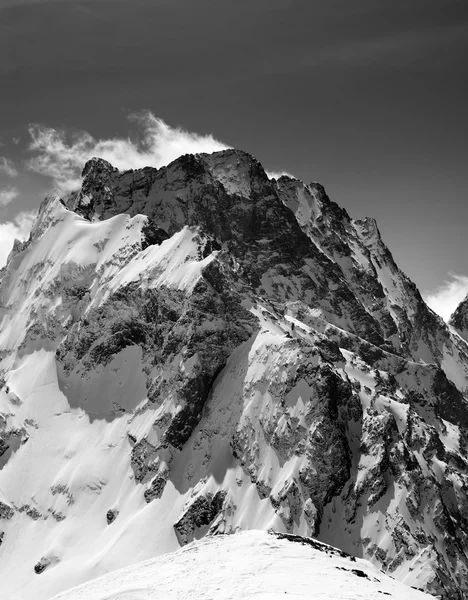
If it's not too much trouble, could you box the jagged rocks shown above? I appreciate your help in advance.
[0,501,14,520]
[274,531,355,561]
[66,158,119,219]
[50,484,74,506]
[130,438,159,483]
[270,479,304,531]
[106,509,118,525]
[450,296,468,342]
[432,368,468,428]
[67,150,397,351]
[57,264,257,436]
[0,438,8,458]
[174,490,227,545]
[130,437,171,502]
[144,472,169,503]
[17,504,42,520]
[34,560,49,574]
[34,556,58,574]
[230,344,358,538]
[141,217,170,250]
[0,428,27,469]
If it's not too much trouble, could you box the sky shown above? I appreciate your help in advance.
[0,0,466,319]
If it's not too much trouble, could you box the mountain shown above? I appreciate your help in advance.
[1,149,468,599]
[450,297,468,343]
[49,530,432,600]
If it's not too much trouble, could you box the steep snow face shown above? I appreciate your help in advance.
[50,531,432,600]
[275,176,468,395]
[1,149,468,600]
[274,178,453,364]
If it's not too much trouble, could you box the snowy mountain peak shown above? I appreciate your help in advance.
[1,149,468,599]
[30,193,66,240]
[450,295,468,342]
[81,156,117,179]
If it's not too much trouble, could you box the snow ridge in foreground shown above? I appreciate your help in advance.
[51,531,432,600]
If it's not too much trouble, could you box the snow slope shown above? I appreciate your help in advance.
[50,531,432,600]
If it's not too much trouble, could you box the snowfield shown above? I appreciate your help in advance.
[50,531,432,600]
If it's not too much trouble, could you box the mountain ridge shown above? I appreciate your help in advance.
[49,530,432,600]
[0,149,468,599]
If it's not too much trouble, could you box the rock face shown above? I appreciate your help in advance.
[450,297,468,342]
[1,149,468,599]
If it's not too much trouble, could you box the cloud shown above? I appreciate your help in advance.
[27,112,230,192]
[0,186,19,206]
[0,210,36,268]
[0,157,18,177]
[424,273,468,322]
[266,170,295,180]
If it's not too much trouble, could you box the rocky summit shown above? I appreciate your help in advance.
[1,149,468,599]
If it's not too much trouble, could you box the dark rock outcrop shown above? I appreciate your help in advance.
[174,490,227,545]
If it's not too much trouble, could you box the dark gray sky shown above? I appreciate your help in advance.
[0,0,467,307]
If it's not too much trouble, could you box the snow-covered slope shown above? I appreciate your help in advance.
[1,149,468,599]
[50,531,432,600]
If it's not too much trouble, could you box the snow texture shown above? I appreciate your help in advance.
[50,530,431,600]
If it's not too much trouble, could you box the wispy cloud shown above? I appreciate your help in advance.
[266,170,295,180]
[27,111,230,192]
[0,156,18,178]
[0,186,19,206]
[0,210,36,268]
[424,273,468,322]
